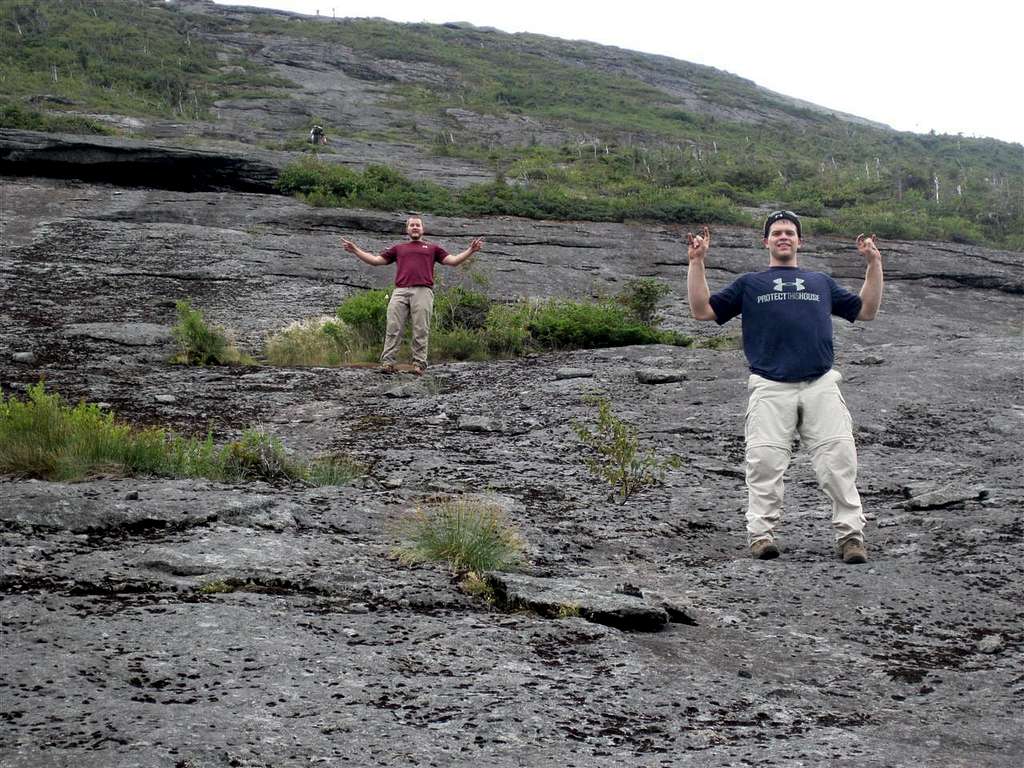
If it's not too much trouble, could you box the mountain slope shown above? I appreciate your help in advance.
[1,0,1021,246]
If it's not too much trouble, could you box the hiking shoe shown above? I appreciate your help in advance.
[379,363,397,375]
[840,539,868,565]
[411,364,426,376]
[750,539,780,560]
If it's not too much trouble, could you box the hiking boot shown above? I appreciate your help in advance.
[379,363,397,375]
[840,539,868,565]
[750,539,780,560]
[411,364,426,376]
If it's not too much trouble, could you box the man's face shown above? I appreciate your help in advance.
[764,220,800,261]
[406,218,424,240]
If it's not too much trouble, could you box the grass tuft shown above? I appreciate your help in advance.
[393,498,525,576]
[171,299,252,366]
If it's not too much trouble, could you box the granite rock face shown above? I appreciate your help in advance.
[2,170,1022,767]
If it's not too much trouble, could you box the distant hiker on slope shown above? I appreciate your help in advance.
[309,125,326,145]
[340,216,484,375]
[685,211,884,564]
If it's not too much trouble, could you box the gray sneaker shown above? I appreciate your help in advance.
[750,539,780,560]
[840,539,868,565]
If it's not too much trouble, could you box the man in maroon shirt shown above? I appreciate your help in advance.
[341,216,484,374]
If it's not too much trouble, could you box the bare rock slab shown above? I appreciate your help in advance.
[636,368,688,385]
[62,322,171,346]
[554,367,595,380]
[485,572,670,632]
[901,483,989,510]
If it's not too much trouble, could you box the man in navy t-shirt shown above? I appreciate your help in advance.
[686,212,884,564]
[341,216,484,375]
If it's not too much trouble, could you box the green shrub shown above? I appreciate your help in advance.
[617,278,671,326]
[431,328,488,361]
[0,102,113,134]
[393,498,525,575]
[528,300,662,349]
[483,303,534,357]
[573,397,681,501]
[432,285,491,331]
[337,289,390,337]
[221,428,299,483]
[282,289,685,367]
[171,299,249,365]
[0,384,355,485]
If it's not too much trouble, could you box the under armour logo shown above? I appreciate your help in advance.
[773,278,805,292]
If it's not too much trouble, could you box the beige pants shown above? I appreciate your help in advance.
[380,286,433,367]
[744,369,865,547]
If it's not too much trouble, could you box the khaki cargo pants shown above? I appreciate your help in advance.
[380,286,433,368]
[745,369,866,548]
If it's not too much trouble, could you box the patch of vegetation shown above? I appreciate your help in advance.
[0,102,113,134]
[197,579,237,595]
[264,316,354,367]
[617,277,671,327]
[171,299,252,365]
[306,454,367,487]
[256,15,1022,246]
[697,334,742,351]
[0,0,290,125]
[0,383,362,485]
[392,498,525,576]
[277,157,744,226]
[573,397,681,501]
[557,603,582,619]
[267,280,688,368]
[220,427,300,483]
[458,571,496,601]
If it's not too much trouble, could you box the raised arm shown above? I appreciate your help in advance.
[855,233,884,320]
[441,237,484,267]
[686,226,717,321]
[341,237,389,266]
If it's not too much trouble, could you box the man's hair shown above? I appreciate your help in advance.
[763,210,802,238]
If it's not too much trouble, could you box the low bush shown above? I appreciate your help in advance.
[269,282,688,368]
[0,102,113,135]
[277,158,745,226]
[336,289,390,337]
[527,300,663,349]
[0,384,360,485]
[573,397,681,501]
[392,498,525,575]
[431,327,489,361]
[617,278,671,327]
[221,428,299,483]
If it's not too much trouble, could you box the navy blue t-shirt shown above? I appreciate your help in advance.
[709,267,862,382]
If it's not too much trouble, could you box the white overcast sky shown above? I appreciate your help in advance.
[211,0,1023,144]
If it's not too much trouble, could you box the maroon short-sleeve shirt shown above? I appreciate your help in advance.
[380,241,449,287]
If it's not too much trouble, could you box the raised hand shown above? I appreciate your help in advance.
[856,233,881,261]
[468,237,485,254]
[686,226,711,262]
[341,237,359,254]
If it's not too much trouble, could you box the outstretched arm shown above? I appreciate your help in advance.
[341,237,389,266]
[855,233,884,320]
[686,226,717,321]
[441,237,484,267]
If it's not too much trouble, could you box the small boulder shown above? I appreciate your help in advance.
[637,369,688,385]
